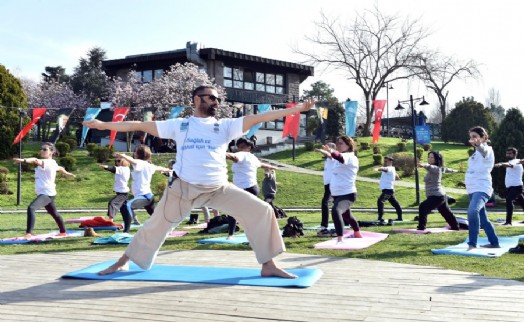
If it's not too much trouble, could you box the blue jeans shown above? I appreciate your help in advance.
[467,192,499,248]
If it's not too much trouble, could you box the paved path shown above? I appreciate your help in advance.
[261,158,469,195]
[1,250,523,321]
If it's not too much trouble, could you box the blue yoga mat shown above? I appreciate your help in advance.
[197,234,249,245]
[92,233,134,244]
[83,226,121,231]
[431,235,523,258]
[63,260,322,288]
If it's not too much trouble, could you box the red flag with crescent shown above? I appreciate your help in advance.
[372,100,386,144]
[282,102,300,139]
[13,107,47,144]
[109,107,130,146]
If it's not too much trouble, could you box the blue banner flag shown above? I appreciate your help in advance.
[81,107,101,147]
[245,104,271,138]
[344,101,358,136]
[168,106,184,119]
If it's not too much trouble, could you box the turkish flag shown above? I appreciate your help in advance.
[371,100,386,144]
[282,103,300,139]
[13,107,47,144]
[109,107,130,146]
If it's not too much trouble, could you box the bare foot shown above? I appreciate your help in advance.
[353,231,363,238]
[467,245,476,251]
[98,255,130,275]
[24,233,35,240]
[226,235,234,240]
[261,260,297,279]
[480,244,500,248]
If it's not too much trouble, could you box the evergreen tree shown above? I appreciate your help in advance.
[441,97,495,144]
[0,64,28,159]
[303,81,343,142]
[70,47,110,105]
[490,108,524,197]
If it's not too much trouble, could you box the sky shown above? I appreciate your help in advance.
[1,0,523,117]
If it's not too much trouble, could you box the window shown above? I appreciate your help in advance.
[223,67,285,94]
[154,69,164,79]
[142,70,153,82]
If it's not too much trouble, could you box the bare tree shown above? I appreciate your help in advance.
[294,8,428,135]
[414,52,480,120]
[485,87,501,108]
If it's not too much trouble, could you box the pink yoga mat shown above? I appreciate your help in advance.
[0,230,84,243]
[166,230,189,238]
[392,227,464,234]
[313,231,389,250]
[65,216,96,224]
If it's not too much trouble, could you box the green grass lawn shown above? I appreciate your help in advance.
[0,139,522,282]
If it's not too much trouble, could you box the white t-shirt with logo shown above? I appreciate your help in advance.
[379,166,396,190]
[329,152,359,196]
[35,159,59,196]
[323,158,336,185]
[231,151,261,189]
[156,116,244,185]
[505,159,523,188]
[114,166,130,193]
[131,159,156,196]
[465,143,495,195]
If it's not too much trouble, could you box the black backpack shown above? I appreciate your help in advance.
[282,216,304,238]
[271,203,287,219]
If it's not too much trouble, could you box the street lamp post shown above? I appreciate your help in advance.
[395,95,429,205]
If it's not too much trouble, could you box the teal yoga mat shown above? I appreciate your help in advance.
[197,234,249,245]
[63,260,323,288]
[431,235,523,258]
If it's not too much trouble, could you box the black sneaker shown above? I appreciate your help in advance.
[316,229,331,237]
[509,244,524,254]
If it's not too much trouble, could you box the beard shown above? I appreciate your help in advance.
[207,105,217,116]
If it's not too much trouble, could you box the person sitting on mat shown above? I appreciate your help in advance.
[118,145,169,232]
[416,151,460,231]
[225,137,277,239]
[99,157,131,222]
[13,142,76,239]
[376,155,403,223]
[83,85,315,278]
[316,135,361,242]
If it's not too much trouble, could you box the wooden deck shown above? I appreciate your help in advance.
[1,250,523,321]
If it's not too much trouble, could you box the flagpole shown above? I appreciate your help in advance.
[17,108,24,206]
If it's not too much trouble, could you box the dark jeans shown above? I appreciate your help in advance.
[377,189,403,220]
[321,184,331,227]
[417,195,459,230]
[505,185,524,224]
[228,185,259,235]
[332,193,358,236]
[27,194,66,234]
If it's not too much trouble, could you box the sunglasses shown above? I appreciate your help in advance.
[40,147,49,151]
[198,94,222,104]
[115,159,122,164]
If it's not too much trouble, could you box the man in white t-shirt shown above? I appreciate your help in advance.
[376,156,403,223]
[84,85,315,278]
[494,147,524,225]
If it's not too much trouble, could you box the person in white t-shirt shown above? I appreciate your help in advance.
[316,135,360,242]
[98,157,131,221]
[13,142,76,239]
[83,85,315,278]
[375,156,403,223]
[225,137,276,239]
[465,126,499,251]
[494,147,524,225]
[117,145,170,232]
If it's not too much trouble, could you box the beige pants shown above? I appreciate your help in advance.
[125,178,285,269]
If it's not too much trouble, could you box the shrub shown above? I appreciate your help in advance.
[391,152,416,177]
[372,154,383,165]
[59,156,77,172]
[360,142,370,150]
[55,142,70,157]
[397,142,406,152]
[304,141,315,151]
[0,182,12,194]
[0,166,10,194]
[467,147,475,157]
[95,146,111,163]
[0,166,8,176]
[416,147,424,160]
[154,180,167,196]
[422,143,432,151]
[64,138,78,151]
[372,145,381,154]
[86,143,97,156]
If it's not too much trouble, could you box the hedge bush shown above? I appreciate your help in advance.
[304,141,315,151]
[59,156,77,172]
[372,154,383,165]
[422,143,432,151]
[55,142,70,157]
[95,146,111,163]
[397,142,406,152]
[360,142,370,150]
[86,143,97,156]
[391,152,416,177]
[372,145,381,155]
